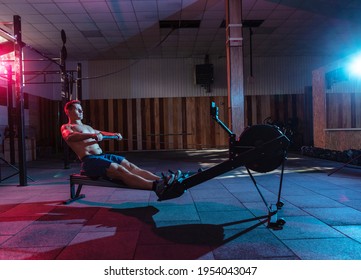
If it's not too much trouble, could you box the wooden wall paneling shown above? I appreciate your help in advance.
[172,97,180,149]
[290,94,295,119]
[135,99,141,150]
[331,94,338,128]
[269,95,275,122]
[245,96,251,126]
[255,95,263,124]
[333,94,340,128]
[116,100,124,151]
[269,95,278,121]
[326,94,331,128]
[181,97,187,149]
[122,99,129,151]
[278,95,285,122]
[52,100,60,151]
[41,97,46,143]
[162,98,170,150]
[149,98,154,150]
[44,98,53,145]
[246,95,255,125]
[28,95,37,137]
[172,97,177,149]
[209,96,216,148]
[178,97,184,149]
[251,95,257,124]
[212,96,225,147]
[177,97,184,149]
[221,96,229,146]
[325,93,356,129]
[283,95,289,121]
[81,99,88,122]
[89,99,97,129]
[127,99,134,150]
[285,95,291,121]
[294,94,304,146]
[214,96,226,147]
[336,94,343,128]
[57,98,63,135]
[112,100,120,152]
[249,95,256,126]
[343,93,352,128]
[248,95,255,125]
[38,97,59,150]
[201,97,211,148]
[98,99,107,151]
[159,98,165,150]
[38,97,45,144]
[303,87,314,146]
[351,93,356,128]
[257,95,264,124]
[32,94,317,154]
[276,95,282,122]
[264,95,272,125]
[194,98,202,149]
[292,94,300,120]
[337,94,345,128]
[101,99,108,151]
[146,98,152,150]
[355,93,361,128]
[196,97,204,148]
[95,99,103,130]
[168,98,174,150]
[45,99,51,147]
[107,99,114,152]
[186,97,196,149]
[154,98,161,150]
[39,98,45,143]
[141,98,149,150]
[219,96,225,145]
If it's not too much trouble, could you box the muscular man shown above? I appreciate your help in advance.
[60,100,179,200]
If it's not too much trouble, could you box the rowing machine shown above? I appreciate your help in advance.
[162,102,290,230]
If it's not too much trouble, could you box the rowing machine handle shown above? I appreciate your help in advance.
[210,102,234,136]
[210,102,218,119]
[102,135,121,140]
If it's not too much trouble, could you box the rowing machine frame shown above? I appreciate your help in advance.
[174,102,290,229]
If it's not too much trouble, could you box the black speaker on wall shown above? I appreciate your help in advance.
[195,64,214,85]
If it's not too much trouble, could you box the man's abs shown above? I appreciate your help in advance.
[66,141,103,159]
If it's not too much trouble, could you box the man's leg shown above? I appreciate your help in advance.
[106,159,183,200]
[120,159,160,181]
[106,162,154,190]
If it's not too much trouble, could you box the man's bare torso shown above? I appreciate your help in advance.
[62,123,103,159]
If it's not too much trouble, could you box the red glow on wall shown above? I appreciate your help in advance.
[0,52,14,76]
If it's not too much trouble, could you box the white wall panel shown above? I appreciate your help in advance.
[243,56,331,96]
[18,54,334,100]
[85,56,227,99]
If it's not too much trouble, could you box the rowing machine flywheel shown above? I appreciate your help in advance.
[237,124,289,173]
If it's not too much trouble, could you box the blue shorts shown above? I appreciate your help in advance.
[81,154,125,178]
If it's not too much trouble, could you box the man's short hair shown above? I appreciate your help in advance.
[64,100,81,113]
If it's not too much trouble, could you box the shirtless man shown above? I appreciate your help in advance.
[60,100,179,200]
